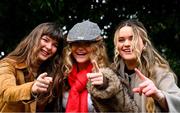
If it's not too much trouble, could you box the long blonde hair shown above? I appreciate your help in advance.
[113,20,174,113]
[62,38,109,75]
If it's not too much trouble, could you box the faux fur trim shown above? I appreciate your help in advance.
[87,67,120,99]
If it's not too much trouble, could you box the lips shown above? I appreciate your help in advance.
[123,48,132,52]
[76,53,87,57]
[123,49,131,52]
[40,49,50,57]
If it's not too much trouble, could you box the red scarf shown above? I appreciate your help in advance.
[66,63,93,113]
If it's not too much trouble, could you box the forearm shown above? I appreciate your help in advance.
[154,90,168,111]
[87,67,120,99]
[3,82,34,102]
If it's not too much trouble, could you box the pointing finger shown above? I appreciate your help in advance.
[134,68,147,81]
[44,77,53,83]
[37,72,48,80]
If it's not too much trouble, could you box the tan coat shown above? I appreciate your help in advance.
[0,58,36,112]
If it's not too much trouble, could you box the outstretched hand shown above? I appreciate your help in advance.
[133,68,159,98]
[31,72,53,95]
[87,60,103,85]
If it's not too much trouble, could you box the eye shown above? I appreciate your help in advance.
[84,42,93,46]
[118,37,125,42]
[53,43,58,48]
[129,36,133,41]
[41,36,49,42]
[70,42,79,47]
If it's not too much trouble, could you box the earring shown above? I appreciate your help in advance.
[143,43,147,51]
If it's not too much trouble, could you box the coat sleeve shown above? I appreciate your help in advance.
[157,71,180,112]
[0,60,34,102]
[87,67,139,112]
[87,67,120,99]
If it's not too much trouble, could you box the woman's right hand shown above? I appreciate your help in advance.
[87,60,104,86]
[31,72,53,95]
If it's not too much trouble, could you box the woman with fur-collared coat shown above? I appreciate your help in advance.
[87,67,139,112]
[61,20,139,112]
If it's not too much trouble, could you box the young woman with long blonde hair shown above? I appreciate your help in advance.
[61,20,139,112]
[113,19,180,113]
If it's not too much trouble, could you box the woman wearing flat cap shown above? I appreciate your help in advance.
[57,20,140,112]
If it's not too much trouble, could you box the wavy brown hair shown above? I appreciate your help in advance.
[7,22,64,111]
[7,22,64,75]
[113,20,175,113]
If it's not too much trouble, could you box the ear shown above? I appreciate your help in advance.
[142,42,147,51]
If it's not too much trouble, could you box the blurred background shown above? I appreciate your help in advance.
[0,0,180,85]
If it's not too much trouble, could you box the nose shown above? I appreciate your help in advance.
[124,39,131,46]
[46,42,53,50]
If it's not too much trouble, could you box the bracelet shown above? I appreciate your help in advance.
[156,90,165,103]
[31,91,38,99]
[157,95,164,102]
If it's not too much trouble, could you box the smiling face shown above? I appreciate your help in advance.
[37,35,58,62]
[71,42,92,64]
[116,26,144,62]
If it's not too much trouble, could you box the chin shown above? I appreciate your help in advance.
[38,55,49,61]
[76,61,87,64]
[75,59,88,63]
[122,56,135,60]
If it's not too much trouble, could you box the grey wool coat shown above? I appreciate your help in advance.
[118,59,180,113]
[87,67,139,112]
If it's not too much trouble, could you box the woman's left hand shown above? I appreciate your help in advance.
[87,60,103,86]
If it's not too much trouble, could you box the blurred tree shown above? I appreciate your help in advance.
[0,0,180,85]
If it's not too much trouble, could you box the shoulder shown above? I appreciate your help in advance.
[153,64,174,78]
[99,67,120,84]
[0,57,17,65]
[153,64,176,87]
[99,67,116,76]
[0,58,16,67]
[0,58,17,72]
[88,67,120,99]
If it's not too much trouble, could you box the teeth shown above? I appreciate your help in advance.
[77,54,86,55]
[124,50,130,52]
[76,52,86,55]
[42,50,49,56]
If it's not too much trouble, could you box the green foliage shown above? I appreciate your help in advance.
[0,0,180,85]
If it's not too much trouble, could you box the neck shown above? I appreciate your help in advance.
[77,61,91,71]
[124,59,137,70]
[31,61,41,73]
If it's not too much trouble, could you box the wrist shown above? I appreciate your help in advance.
[155,90,165,102]
[31,91,38,98]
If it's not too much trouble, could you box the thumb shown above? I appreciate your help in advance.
[92,60,100,72]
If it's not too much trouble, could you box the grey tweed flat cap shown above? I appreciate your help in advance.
[67,20,101,42]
